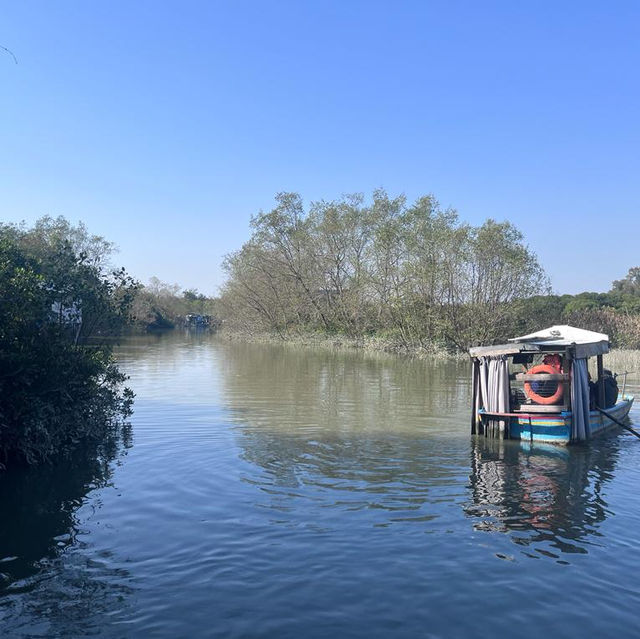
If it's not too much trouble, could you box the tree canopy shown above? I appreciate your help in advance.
[612,267,640,296]
[220,191,550,350]
[0,219,136,467]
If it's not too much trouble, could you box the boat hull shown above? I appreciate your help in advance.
[510,396,634,445]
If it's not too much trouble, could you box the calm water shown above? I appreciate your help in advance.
[2,332,640,637]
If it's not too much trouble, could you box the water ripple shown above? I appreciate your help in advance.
[3,334,640,637]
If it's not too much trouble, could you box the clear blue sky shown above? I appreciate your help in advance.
[2,1,638,295]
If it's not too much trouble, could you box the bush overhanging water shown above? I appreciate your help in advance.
[0,218,137,468]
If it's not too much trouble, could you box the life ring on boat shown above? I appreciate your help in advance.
[524,364,564,405]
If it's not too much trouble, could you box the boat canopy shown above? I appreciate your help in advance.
[509,325,609,358]
[469,325,609,359]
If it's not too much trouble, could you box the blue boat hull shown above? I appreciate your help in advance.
[510,395,634,444]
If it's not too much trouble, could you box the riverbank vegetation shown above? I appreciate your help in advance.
[0,217,136,468]
[219,191,640,353]
[130,277,219,331]
[219,190,549,351]
[3,201,639,466]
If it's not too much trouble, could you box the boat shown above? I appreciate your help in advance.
[469,325,634,445]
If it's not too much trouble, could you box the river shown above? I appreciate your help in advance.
[2,332,640,637]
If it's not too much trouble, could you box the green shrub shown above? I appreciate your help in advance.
[0,221,136,468]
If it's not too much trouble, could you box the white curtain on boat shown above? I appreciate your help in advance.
[571,359,590,441]
[476,356,510,437]
[471,360,482,434]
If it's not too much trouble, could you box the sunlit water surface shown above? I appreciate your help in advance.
[2,332,640,637]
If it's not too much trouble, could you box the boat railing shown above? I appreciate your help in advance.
[478,409,569,420]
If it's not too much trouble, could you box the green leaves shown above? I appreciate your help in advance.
[0,220,134,468]
[219,191,550,350]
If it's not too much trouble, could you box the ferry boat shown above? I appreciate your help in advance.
[469,325,634,445]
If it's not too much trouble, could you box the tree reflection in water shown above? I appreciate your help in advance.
[465,436,619,558]
[0,432,134,635]
[218,339,470,524]
[217,339,624,558]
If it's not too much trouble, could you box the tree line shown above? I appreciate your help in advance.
[130,276,218,330]
[3,205,639,467]
[219,191,640,351]
[0,216,219,467]
[219,190,550,350]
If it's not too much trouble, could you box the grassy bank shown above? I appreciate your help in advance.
[217,329,640,377]
[217,328,460,359]
[600,350,640,380]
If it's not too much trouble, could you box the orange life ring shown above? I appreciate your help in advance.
[524,364,564,405]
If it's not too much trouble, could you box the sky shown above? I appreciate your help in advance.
[1,1,639,296]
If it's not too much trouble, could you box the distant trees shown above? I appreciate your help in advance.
[220,191,550,350]
[506,272,640,349]
[561,267,640,348]
[0,218,136,467]
[130,277,218,330]
[612,267,640,296]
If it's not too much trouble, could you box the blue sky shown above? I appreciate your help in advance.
[2,1,638,295]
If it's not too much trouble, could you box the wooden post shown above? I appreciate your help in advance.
[597,354,605,408]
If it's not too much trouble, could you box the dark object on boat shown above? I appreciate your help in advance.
[603,370,619,409]
[592,370,619,409]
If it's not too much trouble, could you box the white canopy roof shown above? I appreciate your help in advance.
[509,325,608,345]
[508,325,609,357]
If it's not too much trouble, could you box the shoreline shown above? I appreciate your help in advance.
[214,329,640,372]
[216,329,464,360]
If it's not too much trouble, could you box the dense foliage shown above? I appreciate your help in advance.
[219,191,550,350]
[510,289,640,350]
[0,218,137,467]
[130,277,219,330]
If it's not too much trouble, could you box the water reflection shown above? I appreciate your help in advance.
[0,438,133,634]
[216,339,471,429]
[217,340,470,525]
[3,332,640,636]
[466,437,619,558]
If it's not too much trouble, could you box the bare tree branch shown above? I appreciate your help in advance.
[1,45,18,64]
